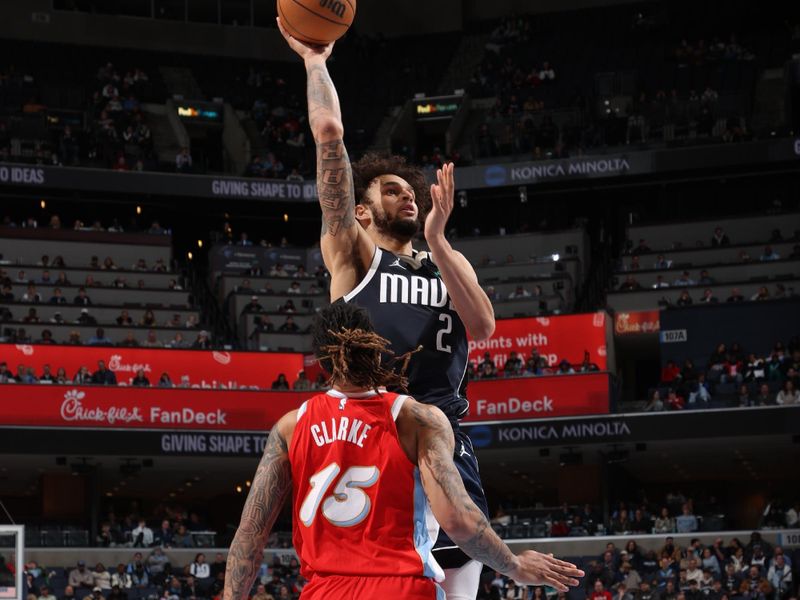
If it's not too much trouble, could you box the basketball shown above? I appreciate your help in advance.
[277,0,356,45]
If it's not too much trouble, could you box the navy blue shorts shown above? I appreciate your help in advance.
[431,424,490,569]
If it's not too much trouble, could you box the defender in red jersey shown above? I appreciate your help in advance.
[224,304,584,600]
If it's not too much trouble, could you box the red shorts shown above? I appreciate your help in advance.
[300,574,443,599]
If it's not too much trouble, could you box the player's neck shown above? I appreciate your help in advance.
[369,229,413,257]
[331,382,373,394]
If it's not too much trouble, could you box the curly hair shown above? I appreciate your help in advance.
[311,302,417,392]
[350,153,432,226]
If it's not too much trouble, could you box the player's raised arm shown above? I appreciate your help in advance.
[223,413,294,600]
[402,398,584,589]
[276,18,372,299]
[426,162,496,340]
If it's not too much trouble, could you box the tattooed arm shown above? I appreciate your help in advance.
[223,412,294,600]
[400,398,584,589]
[276,18,374,300]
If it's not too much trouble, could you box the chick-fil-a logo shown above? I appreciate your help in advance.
[60,389,144,425]
[108,354,152,374]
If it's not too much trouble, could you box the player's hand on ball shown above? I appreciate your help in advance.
[276,17,334,62]
[507,550,584,591]
[425,162,455,243]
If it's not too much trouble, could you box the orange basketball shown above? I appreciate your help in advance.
[277,0,356,45]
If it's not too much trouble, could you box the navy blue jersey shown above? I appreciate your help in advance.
[343,247,470,420]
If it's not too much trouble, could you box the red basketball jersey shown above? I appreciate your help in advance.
[289,388,444,582]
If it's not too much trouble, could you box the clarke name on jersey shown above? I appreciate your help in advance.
[310,417,372,448]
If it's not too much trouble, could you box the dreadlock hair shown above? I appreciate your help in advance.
[351,153,432,225]
[311,302,417,392]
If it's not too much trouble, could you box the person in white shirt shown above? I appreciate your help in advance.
[92,564,111,590]
[190,553,212,593]
[776,380,800,405]
[132,519,154,547]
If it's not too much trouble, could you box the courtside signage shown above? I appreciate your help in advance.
[0,385,308,431]
[468,312,608,369]
[1,344,303,390]
[462,373,610,422]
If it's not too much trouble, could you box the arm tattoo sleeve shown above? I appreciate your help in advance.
[305,62,355,239]
[411,402,516,575]
[223,427,291,600]
[317,140,355,238]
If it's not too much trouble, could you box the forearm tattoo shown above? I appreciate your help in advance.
[316,140,355,237]
[304,63,355,239]
[223,428,291,600]
[411,403,516,574]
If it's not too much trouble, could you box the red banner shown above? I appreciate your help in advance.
[0,384,309,431]
[614,310,661,336]
[468,312,608,369]
[462,373,610,422]
[0,373,610,432]
[0,344,304,390]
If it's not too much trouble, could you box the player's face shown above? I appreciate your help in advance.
[362,174,419,242]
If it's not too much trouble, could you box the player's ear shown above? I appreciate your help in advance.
[355,202,371,227]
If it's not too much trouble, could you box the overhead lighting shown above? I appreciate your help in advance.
[236,485,243,493]
[40,200,46,209]
[136,205,142,215]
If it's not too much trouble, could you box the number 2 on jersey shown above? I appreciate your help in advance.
[436,313,453,353]
[299,462,380,528]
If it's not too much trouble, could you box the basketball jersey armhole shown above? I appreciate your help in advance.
[343,247,382,302]
[391,394,408,421]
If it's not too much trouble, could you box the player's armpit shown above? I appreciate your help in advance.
[223,413,294,600]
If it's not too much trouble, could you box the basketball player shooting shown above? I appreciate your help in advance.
[223,303,584,600]
[275,17,576,599]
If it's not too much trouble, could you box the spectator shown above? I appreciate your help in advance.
[140,310,157,327]
[751,286,770,301]
[209,553,226,580]
[676,290,693,306]
[38,587,56,600]
[271,373,290,390]
[619,276,643,292]
[292,371,311,391]
[632,239,652,255]
[478,352,497,378]
[661,361,681,384]
[116,310,133,326]
[241,296,264,315]
[126,552,149,588]
[92,360,117,385]
[167,332,188,349]
[157,373,173,387]
[508,285,532,299]
[192,330,212,349]
[175,147,192,172]
[68,561,94,590]
[644,390,665,412]
[48,288,67,304]
[189,553,211,591]
[110,564,131,589]
[77,308,98,325]
[675,503,698,533]
[279,316,299,333]
[88,327,114,346]
[22,284,42,303]
[118,332,140,347]
[766,555,792,600]
[699,289,718,304]
[73,287,92,305]
[172,524,194,548]
[590,580,613,600]
[760,246,780,261]
[141,330,163,348]
[776,380,800,404]
[504,351,523,376]
[154,520,173,547]
[287,281,302,295]
[654,508,675,533]
[711,227,730,247]
[673,272,695,287]
[665,389,685,410]
[726,288,745,302]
